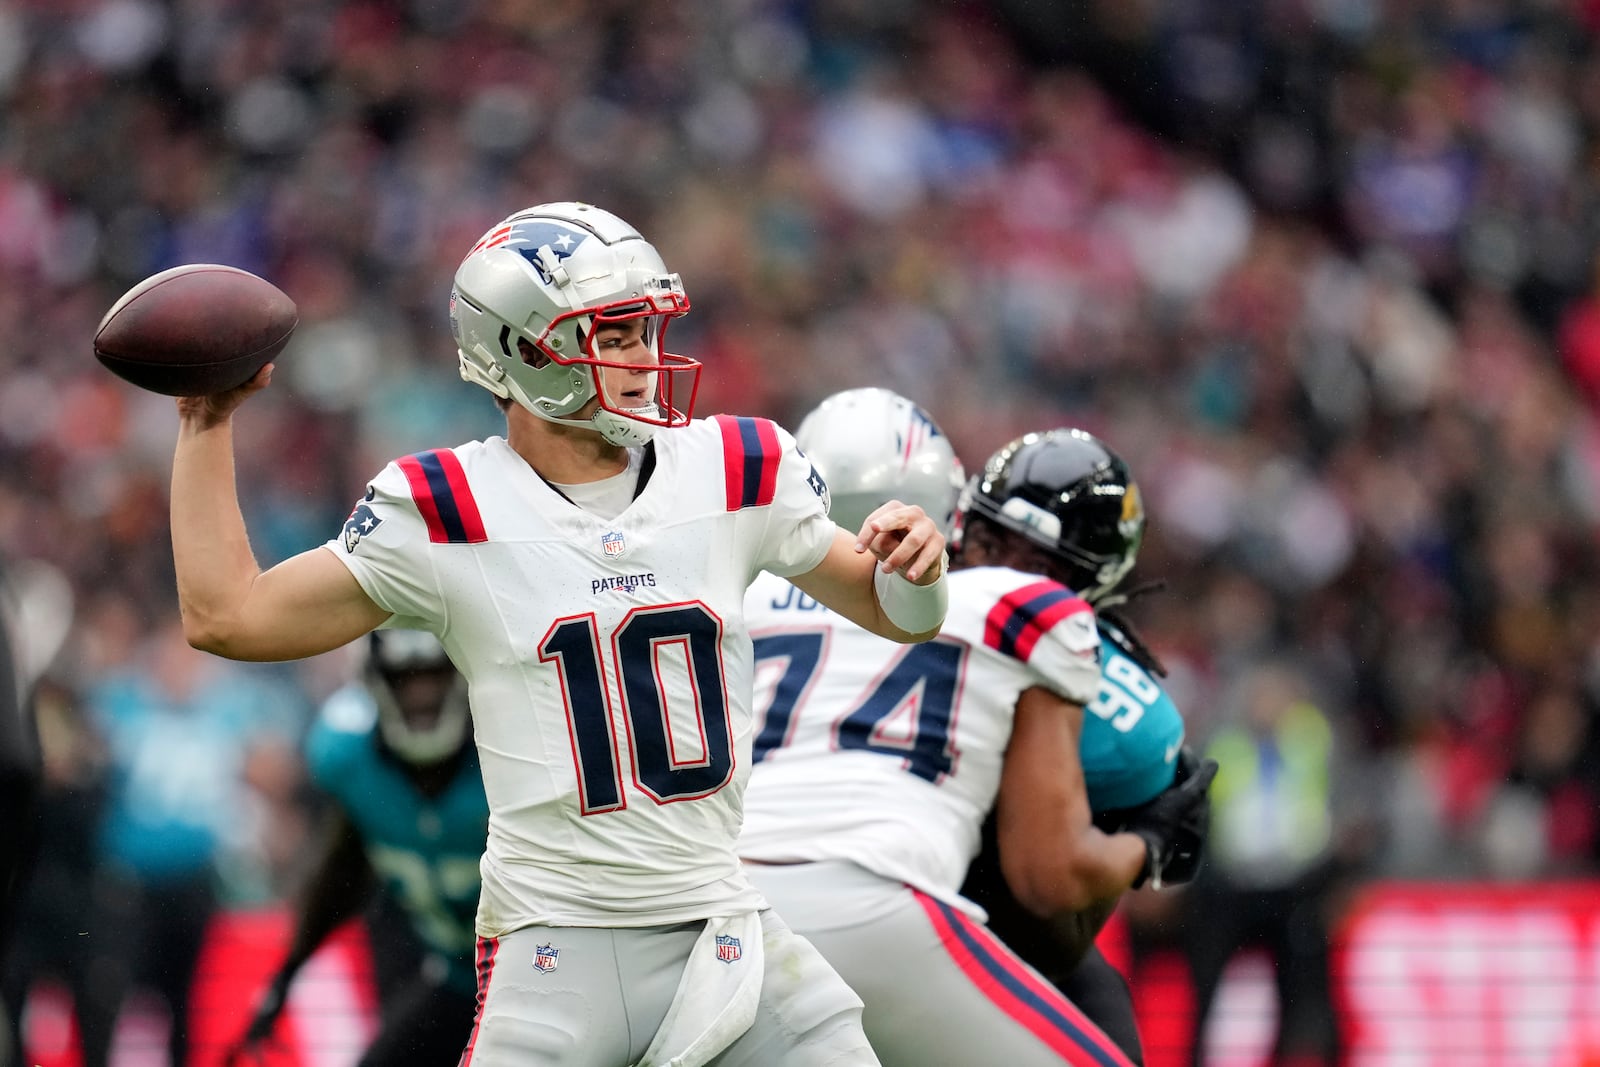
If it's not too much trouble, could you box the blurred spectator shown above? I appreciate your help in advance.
[75,619,306,1067]
[0,574,34,1067]
[1183,660,1354,1067]
[0,557,77,1066]
[1,674,101,1067]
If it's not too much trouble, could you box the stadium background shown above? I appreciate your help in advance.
[3,0,1600,1063]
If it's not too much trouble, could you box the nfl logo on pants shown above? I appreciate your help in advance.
[715,935,741,963]
[534,944,559,973]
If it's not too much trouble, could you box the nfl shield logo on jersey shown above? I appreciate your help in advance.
[715,935,741,964]
[601,531,626,557]
[533,943,559,974]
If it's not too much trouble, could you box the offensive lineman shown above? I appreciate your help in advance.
[739,389,1214,1066]
[166,203,950,1067]
[226,630,485,1067]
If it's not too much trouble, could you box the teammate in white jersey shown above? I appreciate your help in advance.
[739,389,1214,1067]
[166,204,952,1067]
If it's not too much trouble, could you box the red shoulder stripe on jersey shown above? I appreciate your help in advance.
[916,892,1132,1067]
[714,414,782,511]
[983,580,1090,663]
[397,450,488,544]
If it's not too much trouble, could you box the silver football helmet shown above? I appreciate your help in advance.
[451,202,699,446]
[366,629,471,766]
[795,387,965,536]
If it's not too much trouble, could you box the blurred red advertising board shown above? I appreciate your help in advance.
[1334,883,1600,1066]
[22,884,1600,1067]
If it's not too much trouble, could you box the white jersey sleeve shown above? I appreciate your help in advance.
[712,415,835,579]
[320,459,447,625]
[975,570,1102,705]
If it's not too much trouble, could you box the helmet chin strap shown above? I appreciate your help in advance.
[505,351,665,446]
[587,355,665,445]
[519,398,660,446]
[591,405,660,446]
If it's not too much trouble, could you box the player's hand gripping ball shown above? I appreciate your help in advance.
[94,264,297,396]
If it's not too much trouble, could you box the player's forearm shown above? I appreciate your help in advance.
[1004,828,1147,917]
[793,531,947,643]
[1064,828,1149,909]
[171,417,263,651]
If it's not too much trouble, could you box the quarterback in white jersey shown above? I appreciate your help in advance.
[739,390,1213,1067]
[164,205,952,1067]
[338,416,837,931]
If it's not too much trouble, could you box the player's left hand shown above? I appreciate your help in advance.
[855,501,946,585]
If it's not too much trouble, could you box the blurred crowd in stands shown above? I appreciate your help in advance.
[2,0,1600,1058]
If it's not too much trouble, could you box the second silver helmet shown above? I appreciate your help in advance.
[795,388,965,536]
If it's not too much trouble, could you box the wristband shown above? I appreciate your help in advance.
[873,554,949,634]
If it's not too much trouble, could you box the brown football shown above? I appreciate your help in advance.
[94,264,298,396]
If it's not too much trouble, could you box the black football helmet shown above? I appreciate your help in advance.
[954,428,1144,602]
[366,629,470,766]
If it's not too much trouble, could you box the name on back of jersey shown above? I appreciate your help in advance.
[764,581,828,614]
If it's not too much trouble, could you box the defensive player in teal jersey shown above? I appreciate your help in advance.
[227,630,486,1067]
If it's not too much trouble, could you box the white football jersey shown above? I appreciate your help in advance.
[738,566,1100,914]
[324,416,835,934]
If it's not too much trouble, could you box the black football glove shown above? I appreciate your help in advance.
[1125,747,1217,891]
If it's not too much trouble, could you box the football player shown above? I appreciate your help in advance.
[225,629,484,1067]
[167,202,950,1067]
[739,389,1214,1066]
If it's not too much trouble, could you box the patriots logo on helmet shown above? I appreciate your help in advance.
[894,402,945,472]
[715,935,741,963]
[471,220,589,285]
[342,503,383,553]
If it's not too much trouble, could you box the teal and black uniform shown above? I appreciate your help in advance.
[307,687,488,999]
[1080,625,1185,816]
[288,686,488,1067]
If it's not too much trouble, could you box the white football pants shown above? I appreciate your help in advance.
[457,909,879,1067]
[747,860,1133,1067]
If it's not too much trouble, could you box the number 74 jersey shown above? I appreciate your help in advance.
[323,418,836,934]
[739,564,1184,913]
